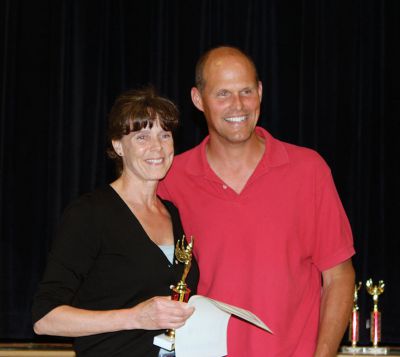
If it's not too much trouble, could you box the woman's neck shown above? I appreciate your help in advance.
[110,173,159,208]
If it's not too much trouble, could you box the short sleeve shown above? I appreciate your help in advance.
[312,167,355,271]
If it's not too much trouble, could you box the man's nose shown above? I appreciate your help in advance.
[232,94,244,110]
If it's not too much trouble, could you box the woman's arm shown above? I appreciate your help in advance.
[34,296,194,337]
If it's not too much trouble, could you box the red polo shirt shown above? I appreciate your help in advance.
[158,127,355,356]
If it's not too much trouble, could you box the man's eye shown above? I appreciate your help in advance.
[217,90,229,97]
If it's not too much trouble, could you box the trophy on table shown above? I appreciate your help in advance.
[341,279,389,355]
[349,282,362,348]
[153,236,194,351]
[365,279,388,354]
[341,282,364,354]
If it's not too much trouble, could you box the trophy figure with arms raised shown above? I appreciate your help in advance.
[341,282,364,354]
[349,282,362,348]
[341,279,389,355]
[365,279,388,354]
[153,236,194,352]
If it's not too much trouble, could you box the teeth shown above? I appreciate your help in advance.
[224,116,246,123]
[146,158,163,164]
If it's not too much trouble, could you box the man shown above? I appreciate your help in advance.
[158,46,355,356]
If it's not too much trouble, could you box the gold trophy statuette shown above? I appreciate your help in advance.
[349,282,362,347]
[342,279,389,355]
[341,282,365,354]
[366,279,385,349]
[153,236,194,351]
[166,236,194,338]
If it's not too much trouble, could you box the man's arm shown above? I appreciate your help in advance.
[314,259,355,357]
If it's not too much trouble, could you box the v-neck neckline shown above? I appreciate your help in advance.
[107,184,176,266]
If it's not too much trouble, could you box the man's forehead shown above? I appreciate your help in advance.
[207,51,247,68]
[204,52,255,76]
[203,60,257,87]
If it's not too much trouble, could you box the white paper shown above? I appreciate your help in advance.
[175,295,272,357]
[205,297,272,333]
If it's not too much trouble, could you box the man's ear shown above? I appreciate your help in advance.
[191,87,204,112]
[258,80,263,102]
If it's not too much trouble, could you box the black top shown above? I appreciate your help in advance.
[32,185,199,357]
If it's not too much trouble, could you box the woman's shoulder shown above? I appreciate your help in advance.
[62,185,118,218]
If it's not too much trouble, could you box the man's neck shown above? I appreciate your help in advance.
[206,133,265,194]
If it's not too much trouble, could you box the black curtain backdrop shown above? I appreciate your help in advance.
[1,0,399,345]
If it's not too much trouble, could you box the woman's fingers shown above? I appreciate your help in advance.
[129,296,194,330]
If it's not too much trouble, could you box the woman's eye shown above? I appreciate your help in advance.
[136,134,148,141]
[161,133,172,139]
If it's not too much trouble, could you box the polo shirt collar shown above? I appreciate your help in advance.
[184,126,289,177]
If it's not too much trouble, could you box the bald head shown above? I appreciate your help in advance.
[195,46,259,92]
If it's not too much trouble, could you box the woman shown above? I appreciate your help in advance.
[32,87,199,356]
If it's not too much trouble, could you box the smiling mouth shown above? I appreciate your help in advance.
[145,158,163,164]
[224,115,247,123]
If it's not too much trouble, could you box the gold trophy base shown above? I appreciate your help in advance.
[153,333,175,351]
[341,346,390,355]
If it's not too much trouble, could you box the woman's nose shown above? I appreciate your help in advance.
[150,136,162,150]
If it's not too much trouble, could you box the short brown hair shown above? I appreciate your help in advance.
[195,46,259,91]
[107,86,179,175]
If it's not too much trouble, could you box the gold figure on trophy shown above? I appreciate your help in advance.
[171,236,194,302]
[366,279,385,348]
[349,282,362,347]
[154,236,194,351]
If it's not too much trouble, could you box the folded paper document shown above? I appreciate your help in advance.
[174,295,272,357]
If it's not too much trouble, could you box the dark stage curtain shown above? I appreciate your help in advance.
[1,0,399,345]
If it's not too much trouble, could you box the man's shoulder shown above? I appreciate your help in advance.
[277,138,331,173]
[257,126,328,169]
[175,143,202,161]
[159,144,203,199]
[283,140,322,160]
[169,143,203,173]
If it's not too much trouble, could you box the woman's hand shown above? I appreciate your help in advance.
[127,296,195,330]
[33,296,194,337]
